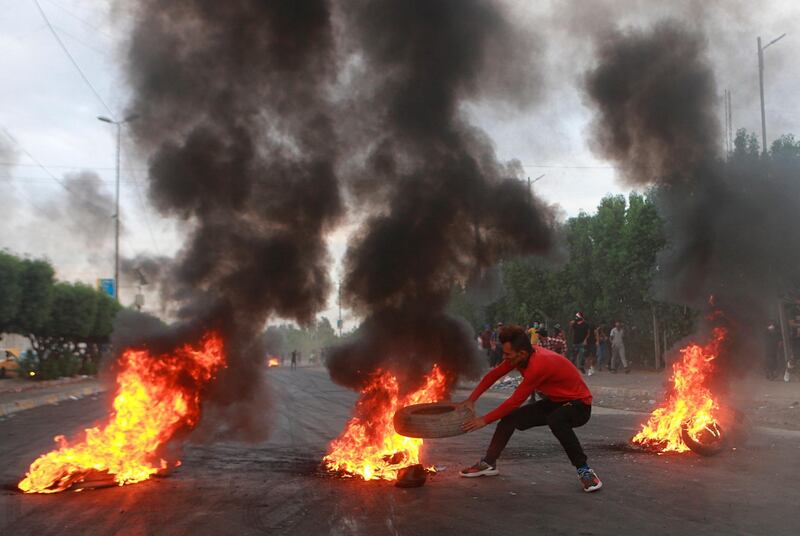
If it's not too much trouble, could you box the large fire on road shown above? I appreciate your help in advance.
[18,332,225,493]
[631,327,727,453]
[323,365,448,481]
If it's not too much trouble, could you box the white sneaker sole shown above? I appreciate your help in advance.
[583,480,603,492]
[459,468,499,478]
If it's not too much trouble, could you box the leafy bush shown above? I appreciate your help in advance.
[17,351,40,379]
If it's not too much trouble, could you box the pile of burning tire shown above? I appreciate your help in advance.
[679,409,749,456]
[680,420,726,456]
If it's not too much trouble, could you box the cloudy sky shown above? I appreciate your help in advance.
[1,0,797,327]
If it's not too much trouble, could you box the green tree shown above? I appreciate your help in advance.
[82,291,122,373]
[770,134,800,160]
[589,195,628,321]
[0,251,23,333]
[12,258,55,340]
[27,282,121,378]
[733,128,760,159]
[465,192,681,366]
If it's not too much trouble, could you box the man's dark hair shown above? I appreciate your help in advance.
[498,324,533,353]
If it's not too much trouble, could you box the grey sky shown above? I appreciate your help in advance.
[1,0,797,327]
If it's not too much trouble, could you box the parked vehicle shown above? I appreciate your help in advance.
[0,348,21,378]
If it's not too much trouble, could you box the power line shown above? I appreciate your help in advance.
[31,0,115,117]
[0,175,137,184]
[122,139,163,256]
[43,0,115,41]
[52,23,110,57]
[1,160,622,173]
[0,126,113,216]
[520,163,618,170]
[0,162,147,171]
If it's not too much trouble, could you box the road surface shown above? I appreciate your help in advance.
[2,368,798,535]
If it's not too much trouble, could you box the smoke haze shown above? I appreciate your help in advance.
[118,0,344,441]
[584,19,800,377]
[325,0,556,392]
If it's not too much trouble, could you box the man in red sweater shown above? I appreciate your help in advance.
[458,324,602,492]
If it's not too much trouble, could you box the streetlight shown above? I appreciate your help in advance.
[526,174,545,203]
[757,33,786,155]
[97,113,139,301]
[528,174,545,188]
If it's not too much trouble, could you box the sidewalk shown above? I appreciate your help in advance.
[0,376,106,417]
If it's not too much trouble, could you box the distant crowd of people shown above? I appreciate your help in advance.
[478,312,630,376]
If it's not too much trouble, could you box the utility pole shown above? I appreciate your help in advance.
[758,33,787,155]
[527,174,545,204]
[722,89,733,157]
[727,90,733,154]
[337,279,343,337]
[651,304,661,369]
[778,299,793,368]
[97,113,139,302]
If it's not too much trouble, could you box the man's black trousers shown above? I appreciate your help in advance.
[483,398,591,468]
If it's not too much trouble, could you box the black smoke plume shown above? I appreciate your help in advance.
[325,0,556,392]
[118,0,343,440]
[43,171,117,257]
[584,20,800,376]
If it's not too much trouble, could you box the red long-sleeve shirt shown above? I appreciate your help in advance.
[468,346,593,424]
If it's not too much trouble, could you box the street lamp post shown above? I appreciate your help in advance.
[526,174,545,204]
[757,33,786,155]
[97,113,139,302]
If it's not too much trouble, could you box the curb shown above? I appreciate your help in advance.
[0,383,106,417]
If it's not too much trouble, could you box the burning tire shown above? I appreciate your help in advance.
[680,421,726,456]
[393,402,473,438]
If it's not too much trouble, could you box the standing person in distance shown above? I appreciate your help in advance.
[609,321,630,374]
[596,324,610,372]
[570,313,590,374]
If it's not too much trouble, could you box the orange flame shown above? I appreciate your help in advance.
[323,365,448,481]
[267,357,280,368]
[18,332,225,493]
[631,327,726,452]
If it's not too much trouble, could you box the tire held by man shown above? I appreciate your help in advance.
[394,402,474,439]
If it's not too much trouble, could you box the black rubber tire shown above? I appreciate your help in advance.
[393,402,474,439]
[681,422,726,456]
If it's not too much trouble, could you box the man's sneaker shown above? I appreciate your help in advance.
[587,367,595,376]
[459,460,499,478]
[578,467,602,492]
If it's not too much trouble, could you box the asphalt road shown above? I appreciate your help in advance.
[1,368,799,536]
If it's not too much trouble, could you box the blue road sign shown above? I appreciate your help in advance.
[98,278,115,297]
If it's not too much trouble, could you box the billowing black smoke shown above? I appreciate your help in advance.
[43,171,117,261]
[118,0,343,440]
[117,0,557,432]
[584,20,800,374]
[325,0,556,392]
